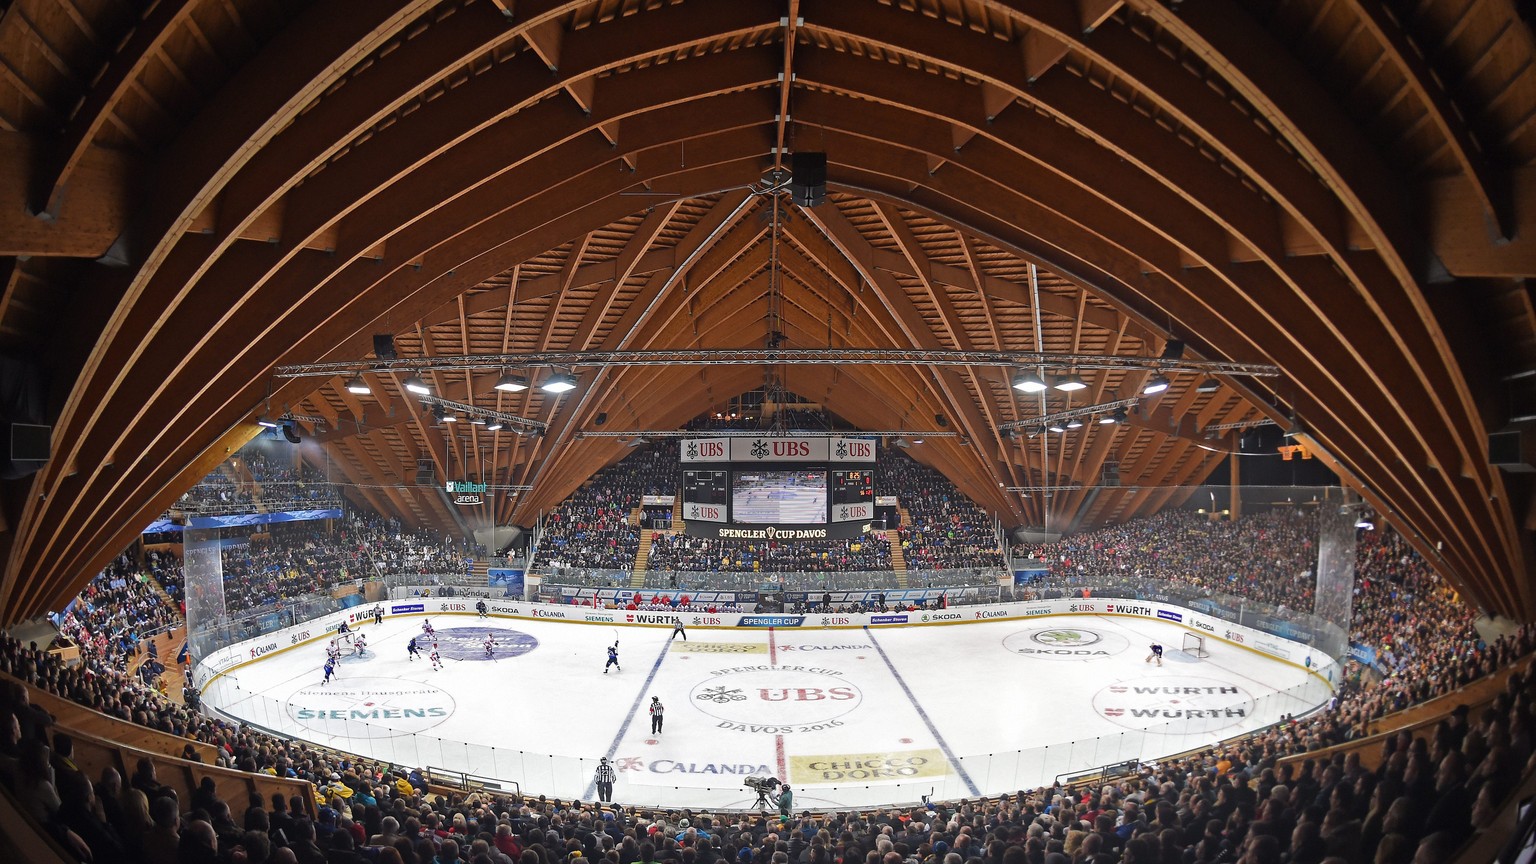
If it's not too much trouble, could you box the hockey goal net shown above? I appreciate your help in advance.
[1181,632,1211,659]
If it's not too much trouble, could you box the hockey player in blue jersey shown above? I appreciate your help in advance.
[1146,642,1164,667]
[322,657,336,685]
[407,636,420,661]
[604,640,621,674]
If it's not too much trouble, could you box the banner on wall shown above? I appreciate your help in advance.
[185,509,343,529]
[488,569,525,595]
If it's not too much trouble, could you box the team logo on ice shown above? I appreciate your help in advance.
[432,627,538,662]
[1091,676,1256,731]
[692,667,863,732]
[1003,627,1127,660]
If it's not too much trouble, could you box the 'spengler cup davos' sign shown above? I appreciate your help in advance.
[446,480,486,506]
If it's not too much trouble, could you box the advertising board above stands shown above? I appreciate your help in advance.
[681,436,877,463]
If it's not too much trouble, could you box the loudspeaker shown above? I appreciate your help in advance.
[595,412,607,426]
[1101,463,1121,487]
[790,152,827,208]
[10,423,49,462]
[1490,430,1536,472]
[1160,339,1185,360]
[373,334,397,360]
[282,423,302,444]
[415,458,436,485]
[935,414,948,427]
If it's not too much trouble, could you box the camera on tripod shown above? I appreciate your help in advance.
[743,776,781,794]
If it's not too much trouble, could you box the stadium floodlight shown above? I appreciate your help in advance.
[1196,378,1220,393]
[1355,518,1375,530]
[403,373,430,395]
[1098,411,1118,425]
[1065,418,1084,429]
[1047,421,1067,433]
[1143,374,1170,395]
[1011,372,1048,393]
[486,421,505,431]
[470,417,486,425]
[542,372,578,393]
[1053,374,1087,392]
[257,416,281,429]
[345,376,371,395]
[495,373,529,392]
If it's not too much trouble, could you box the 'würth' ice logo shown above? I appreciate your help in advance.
[1092,676,1256,732]
[750,439,769,459]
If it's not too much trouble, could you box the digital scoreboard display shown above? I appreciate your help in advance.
[682,470,728,505]
[831,469,874,506]
[732,469,828,524]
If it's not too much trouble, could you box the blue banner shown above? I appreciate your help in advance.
[185,509,342,529]
[870,614,909,624]
[391,603,425,614]
[1012,568,1048,585]
[141,519,183,534]
[488,568,525,596]
[1349,642,1379,668]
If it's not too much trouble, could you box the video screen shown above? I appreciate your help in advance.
[732,469,827,524]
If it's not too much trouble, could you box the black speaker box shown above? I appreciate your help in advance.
[790,152,827,208]
[373,334,397,360]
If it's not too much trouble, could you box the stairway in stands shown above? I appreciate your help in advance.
[630,529,653,588]
[886,530,908,588]
[470,558,490,587]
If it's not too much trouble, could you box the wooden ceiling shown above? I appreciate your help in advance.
[0,0,1533,622]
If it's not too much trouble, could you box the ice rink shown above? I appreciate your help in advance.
[201,612,1331,809]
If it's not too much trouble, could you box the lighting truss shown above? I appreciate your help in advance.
[415,394,548,432]
[575,429,959,439]
[1201,419,1278,433]
[273,349,1281,379]
[999,396,1143,431]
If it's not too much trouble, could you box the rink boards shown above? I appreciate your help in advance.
[194,596,1337,809]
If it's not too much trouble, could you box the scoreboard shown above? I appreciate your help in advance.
[830,469,875,522]
[681,469,728,523]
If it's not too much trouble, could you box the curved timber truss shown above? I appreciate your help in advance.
[0,0,1533,622]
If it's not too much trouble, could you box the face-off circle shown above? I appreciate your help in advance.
[429,627,538,661]
[1091,676,1256,732]
[286,677,456,737]
[691,668,863,727]
[1002,626,1128,660]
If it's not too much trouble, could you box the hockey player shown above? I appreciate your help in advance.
[649,696,665,734]
[327,639,341,665]
[670,618,687,641]
[476,599,488,618]
[322,657,336,685]
[337,619,352,635]
[354,633,367,657]
[407,636,421,661]
[422,619,436,639]
[483,633,497,659]
[429,646,443,671]
[1146,642,1164,667]
[604,640,621,674]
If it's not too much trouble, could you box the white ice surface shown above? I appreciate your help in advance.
[202,613,1330,809]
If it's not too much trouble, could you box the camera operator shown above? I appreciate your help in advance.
[772,783,792,819]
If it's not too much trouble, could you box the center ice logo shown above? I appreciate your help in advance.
[432,627,538,661]
[1003,627,1128,661]
[1090,676,1256,732]
[692,667,863,732]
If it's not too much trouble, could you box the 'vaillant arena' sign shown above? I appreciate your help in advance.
[446,480,486,505]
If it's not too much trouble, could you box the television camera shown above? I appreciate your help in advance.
[743,775,782,808]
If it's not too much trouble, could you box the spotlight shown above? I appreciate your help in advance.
[257,416,281,429]
[345,375,371,395]
[495,373,529,392]
[1053,374,1087,392]
[1196,378,1220,393]
[542,372,577,393]
[403,373,430,395]
[1143,374,1170,395]
[1011,373,1048,393]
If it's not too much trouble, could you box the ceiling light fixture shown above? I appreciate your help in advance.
[1196,378,1220,393]
[345,376,370,395]
[495,373,529,392]
[1048,421,1067,433]
[1065,418,1084,429]
[403,373,430,395]
[1143,374,1170,395]
[1054,374,1087,392]
[542,372,577,393]
[257,416,281,429]
[486,421,505,432]
[1011,372,1048,393]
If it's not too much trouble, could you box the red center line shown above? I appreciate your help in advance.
[769,628,787,783]
[768,626,778,666]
